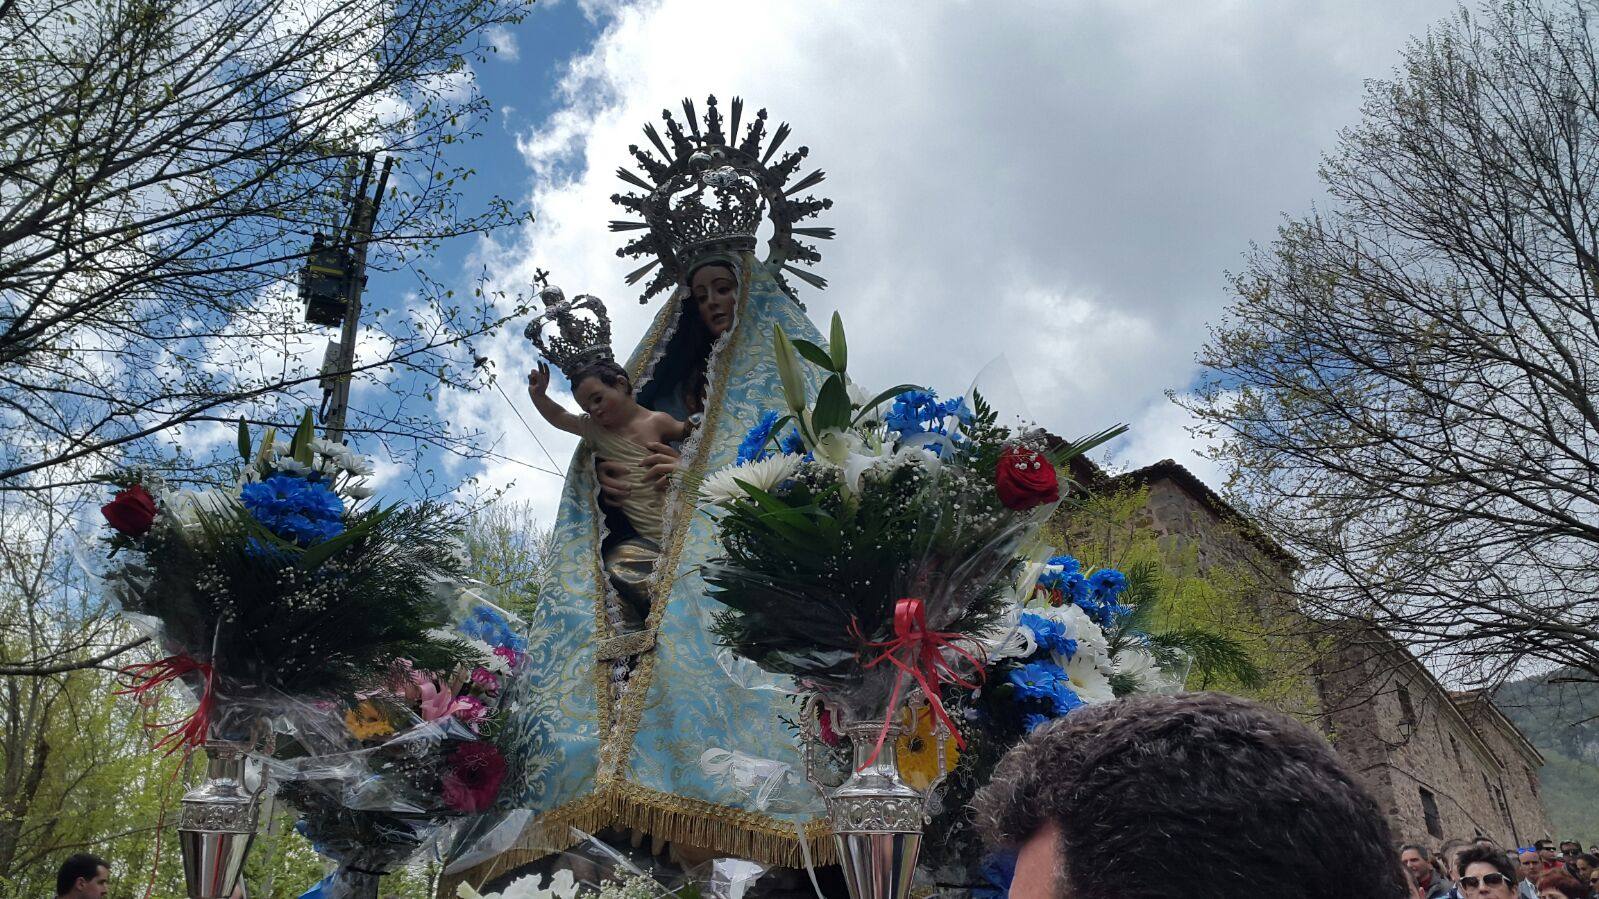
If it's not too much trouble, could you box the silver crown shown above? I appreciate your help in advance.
[611,95,835,303]
[522,271,615,380]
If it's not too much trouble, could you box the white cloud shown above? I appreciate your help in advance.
[460,0,1459,523]
[485,25,521,62]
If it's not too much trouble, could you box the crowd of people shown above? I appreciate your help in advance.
[1402,839,1599,899]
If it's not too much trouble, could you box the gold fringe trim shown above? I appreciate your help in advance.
[440,784,835,897]
[595,628,656,661]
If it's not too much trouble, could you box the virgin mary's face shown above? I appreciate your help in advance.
[690,264,737,337]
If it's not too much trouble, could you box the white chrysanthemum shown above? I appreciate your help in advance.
[344,481,376,499]
[1115,648,1170,692]
[1063,650,1115,704]
[699,454,802,506]
[1033,602,1110,662]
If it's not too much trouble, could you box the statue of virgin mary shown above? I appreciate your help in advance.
[462,97,843,886]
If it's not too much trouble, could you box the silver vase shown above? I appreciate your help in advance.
[826,722,925,899]
[178,740,260,899]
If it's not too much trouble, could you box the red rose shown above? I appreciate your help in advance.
[102,485,158,536]
[441,742,506,813]
[994,447,1060,511]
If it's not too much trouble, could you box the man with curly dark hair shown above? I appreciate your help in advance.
[972,691,1408,899]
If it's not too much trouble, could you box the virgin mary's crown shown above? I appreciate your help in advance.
[610,95,835,303]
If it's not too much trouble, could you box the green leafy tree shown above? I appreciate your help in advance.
[1183,0,1599,687]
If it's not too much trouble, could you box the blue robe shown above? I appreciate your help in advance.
[478,256,832,879]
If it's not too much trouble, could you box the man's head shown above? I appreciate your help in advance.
[972,692,1407,899]
[56,854,108,899]
[1540,841,1560,863]
[1562,842,1583,859]
[1441,839,1472,880]
[1404,845,1437,885]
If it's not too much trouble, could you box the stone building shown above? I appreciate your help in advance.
[1314,628,1554,846]
[1070,456,1554,847]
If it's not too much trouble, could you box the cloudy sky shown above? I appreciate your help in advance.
[407,0,1462,524]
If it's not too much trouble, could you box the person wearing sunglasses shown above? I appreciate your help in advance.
[1457,846,1520,899]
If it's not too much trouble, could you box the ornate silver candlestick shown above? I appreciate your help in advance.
[802,699,951,899]
[178,740,260,899]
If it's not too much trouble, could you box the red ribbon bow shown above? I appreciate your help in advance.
[855,597,985,769]
[115,654,215,755]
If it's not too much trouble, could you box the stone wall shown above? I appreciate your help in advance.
[1317,628,1553,847]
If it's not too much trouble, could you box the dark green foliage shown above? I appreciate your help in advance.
[1107,560,1265,690]
[114,499,476,696]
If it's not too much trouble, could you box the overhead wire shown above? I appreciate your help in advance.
[493,375,567,477]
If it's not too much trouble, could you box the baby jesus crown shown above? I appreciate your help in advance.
[522,272,615,380]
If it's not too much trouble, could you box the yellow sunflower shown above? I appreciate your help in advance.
[344,700,395,741]
[896,711,959,791]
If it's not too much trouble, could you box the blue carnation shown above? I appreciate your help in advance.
[736,411,783,464]
[1049,681,1085,716]
[1088,568,1129,602]
[240,474,345,546]
[777,429,807,456]
[1020,713,1050,734]
[460,604,515,647]
[885,389,953,436]
[1045,554,1082,574]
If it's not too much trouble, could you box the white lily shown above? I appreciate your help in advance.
[977,604,1038,662]
[164,489,232,527]
[459,870,578,899]
[811,428,862,467]
[699,454,801,506]
[273,457,313,476]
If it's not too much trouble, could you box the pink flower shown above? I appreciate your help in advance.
[469,667,500,694]
[493,645,521,670]
[451,694,489,730]
[442,743,506,813]
[415,674,456,723]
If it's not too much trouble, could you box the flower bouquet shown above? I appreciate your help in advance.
[921,556,1262,892]
[695,314,1124,899]
[95,412,499,897]
[278,591,528,899]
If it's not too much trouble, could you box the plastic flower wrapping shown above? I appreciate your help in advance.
[454,829,774,899]
[696,313,1126,757]
[272,590,529,898]
[92,412,528,893]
